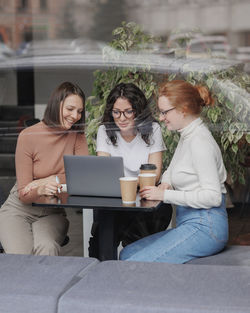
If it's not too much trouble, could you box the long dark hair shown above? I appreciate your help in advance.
[102,83,155,145]
[43,81,85,132]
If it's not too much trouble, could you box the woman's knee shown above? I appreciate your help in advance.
[33,239,60,256]
[0,222,34,255]
[2,240,33,255]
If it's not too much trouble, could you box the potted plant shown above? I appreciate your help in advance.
[86,22,250,186]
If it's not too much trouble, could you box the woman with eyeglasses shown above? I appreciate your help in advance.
[97,82,164,180]
[120,80,228,263]
[88,82,172,257]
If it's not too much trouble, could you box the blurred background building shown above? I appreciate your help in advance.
[0,0,249,49]
[127,0,250,47]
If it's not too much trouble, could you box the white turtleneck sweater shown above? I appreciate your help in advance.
[161,118,227,209]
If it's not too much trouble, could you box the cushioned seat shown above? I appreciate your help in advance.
[58,260,250,313]
[0,254,99,313]
[187,245,250,266]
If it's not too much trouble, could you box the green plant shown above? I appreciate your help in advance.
[205,69,250,184]
[86,22,250,185]
[167,28,202,49]
[162,67,250,185]
[184,65,250,184]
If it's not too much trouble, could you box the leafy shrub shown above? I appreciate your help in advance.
[86,22,250,185]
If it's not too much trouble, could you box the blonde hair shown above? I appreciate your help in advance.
[158,80,214,115]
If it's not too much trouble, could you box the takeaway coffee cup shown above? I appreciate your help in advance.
[119,177,138,204]
[138,173,156,190]
[140,163,157,175]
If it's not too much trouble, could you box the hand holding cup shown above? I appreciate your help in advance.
[139,185,164,201]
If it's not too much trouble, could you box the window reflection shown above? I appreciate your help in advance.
[0,0,249,232]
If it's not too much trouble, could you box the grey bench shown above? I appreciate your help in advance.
[1,245,250,313]
[0,254,99,313]
[58,259,250,313]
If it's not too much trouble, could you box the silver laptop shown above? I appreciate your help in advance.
[64,155,124,197]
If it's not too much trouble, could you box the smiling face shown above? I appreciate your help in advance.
[60,94,84,129]
[158,96,186,131]
[112,97,135,133]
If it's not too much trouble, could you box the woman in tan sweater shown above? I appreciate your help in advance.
[0,82,88,255]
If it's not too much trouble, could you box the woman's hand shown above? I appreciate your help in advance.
[23,175,61,196]
[158,182,172,191]
[139,186,164,201]
[37,180,60,197]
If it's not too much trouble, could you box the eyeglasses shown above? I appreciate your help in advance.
[159,107,175,117]
[111,109,135,119]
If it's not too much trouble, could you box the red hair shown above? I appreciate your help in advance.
[158,80,214,115]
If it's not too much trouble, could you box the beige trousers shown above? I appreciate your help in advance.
[0,183,69,256]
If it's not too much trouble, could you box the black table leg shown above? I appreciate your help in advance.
[98,210,117,261]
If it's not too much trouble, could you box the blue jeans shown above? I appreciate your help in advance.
[119,194,228,263]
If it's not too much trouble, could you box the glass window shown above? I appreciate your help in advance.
[18,0,28,11]
[0,0,4,10]
[40,0,47,10]
[0,0,249,253]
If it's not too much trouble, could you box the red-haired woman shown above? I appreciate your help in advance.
[120,80,228,263]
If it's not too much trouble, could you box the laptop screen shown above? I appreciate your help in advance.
[64,155,124,197]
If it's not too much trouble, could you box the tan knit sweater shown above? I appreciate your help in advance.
[15,121,88,202]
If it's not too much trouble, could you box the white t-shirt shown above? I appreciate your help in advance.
[162,118,227,209]
[96,122,166,177]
